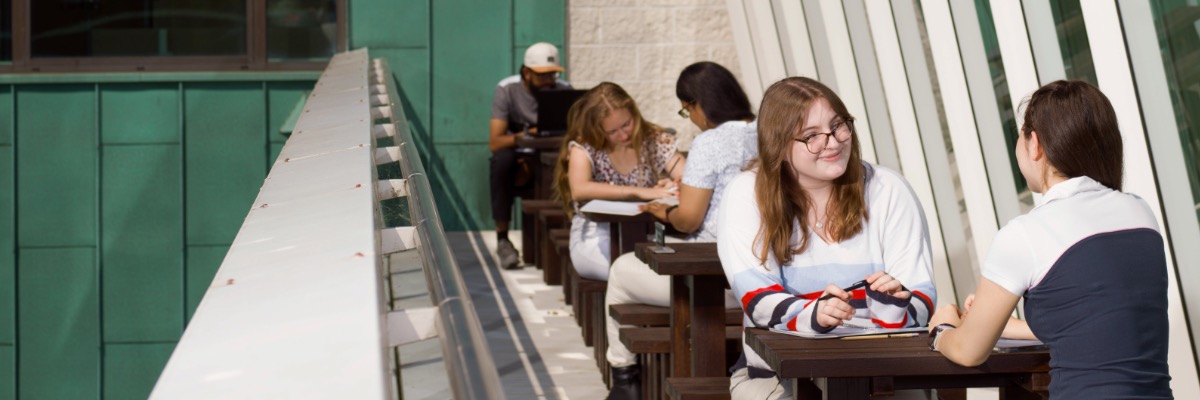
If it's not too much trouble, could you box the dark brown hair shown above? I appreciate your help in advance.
[1021,80,1123,191]
[752,77,866,265]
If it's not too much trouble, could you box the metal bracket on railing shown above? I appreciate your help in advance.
[374,124,396,139]
[374,146,401,165]
[371,106,393,121]
[381,226,419,254]
[376,179,408,200]
[387,307,439,346]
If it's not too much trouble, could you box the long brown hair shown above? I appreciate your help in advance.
[552,82,662,215]
[752,77,866,265]
[1020,80,1123,191]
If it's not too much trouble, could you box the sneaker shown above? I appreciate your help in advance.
[497,239,521,270]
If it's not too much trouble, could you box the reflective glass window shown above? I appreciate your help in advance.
[266,0,336,60]
[974,0,1027,204]
[1149,0,1200,219]
[30,0,246,57]
[1050,0,1097,84]
[1,0,11,61]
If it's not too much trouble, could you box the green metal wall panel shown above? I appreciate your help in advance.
[351,0,428,48]
[16,85,99,247]
[1,147,12,346]
[103,343,175,400]
[514,0,565,47]
[267,82,312,142]
[102,145,184,342]
[99,83,181,144]
[0,345,12,400]
[427,143,493,231]
[18,248,99,400]
[432,0,512,145]
[186,245,229,322]
[0,86,12,145]
[371,48,430,148]
[184,83,267,246]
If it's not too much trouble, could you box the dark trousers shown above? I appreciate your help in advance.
[489,148,533,223]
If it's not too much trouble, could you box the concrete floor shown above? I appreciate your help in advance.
[393,231,606,399]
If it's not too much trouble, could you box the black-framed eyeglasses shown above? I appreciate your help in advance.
[678,102,694,119]
[794,118,854,154]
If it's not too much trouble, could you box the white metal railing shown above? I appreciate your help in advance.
[150,49,503,399]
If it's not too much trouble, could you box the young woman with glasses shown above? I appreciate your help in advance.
[928,81,1172,399]
[717,77,936,399]
[552,82,684,283]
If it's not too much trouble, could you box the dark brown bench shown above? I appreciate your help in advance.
[537,207,567,274]
[555,237,572,305]
[611,304,743,327]
[519,199,558,265]
[544,228,569,285]
[665,377,730,400]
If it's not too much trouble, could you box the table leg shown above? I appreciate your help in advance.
[608,222,622,263]
[670,275,691,378]
[825,377,870,400]
[689,275,726,377]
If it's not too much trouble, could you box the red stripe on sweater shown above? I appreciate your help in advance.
[872,314,909,329]
[741,284,785,310]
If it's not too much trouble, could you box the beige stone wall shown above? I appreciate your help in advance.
[566,0,741,150]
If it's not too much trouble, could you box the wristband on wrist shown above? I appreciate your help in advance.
[664,205,679,222]
[929,323,957,351]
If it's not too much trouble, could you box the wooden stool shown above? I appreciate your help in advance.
[519,199,558,266]
[665,377,730,400]
[543,228,569,285]
[610,304,744,327]
[555,237,572,305]
[536,208,566,272]
[620,326,743,400]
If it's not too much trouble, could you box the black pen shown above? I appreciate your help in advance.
[817,279,868,302]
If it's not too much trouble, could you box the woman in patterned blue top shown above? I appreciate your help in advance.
[602,62,759,400]
[928,81,1173,399]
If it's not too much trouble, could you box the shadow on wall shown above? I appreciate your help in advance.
[387,78,480,232]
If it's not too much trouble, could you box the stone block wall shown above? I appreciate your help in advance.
[567,0,741,150]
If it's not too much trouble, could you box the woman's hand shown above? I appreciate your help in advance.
[634,186,675,201]
[928,304,964,332]
[815,284,856,328]
[865,271,911,300]
[639,202,671,222]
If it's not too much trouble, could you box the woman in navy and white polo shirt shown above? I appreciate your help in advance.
[928,80,1173,399]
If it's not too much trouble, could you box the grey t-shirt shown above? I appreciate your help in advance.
[491,74,572,133]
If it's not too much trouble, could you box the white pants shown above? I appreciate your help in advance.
[730,367,792,400]
[730,370,932,400]
[569,214,611,281]
[605,252,739,367]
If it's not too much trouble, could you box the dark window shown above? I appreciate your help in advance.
[1,0,11,61]
[31,0,246,57]
[267,0,336,60]
[1,0,345,72]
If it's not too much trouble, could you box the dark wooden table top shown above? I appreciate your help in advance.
[744,328,1050,379]
[581,210,655,223]
[516,135,565,150]
[634,242,723,275]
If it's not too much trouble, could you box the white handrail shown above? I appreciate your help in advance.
[151,49,391,399]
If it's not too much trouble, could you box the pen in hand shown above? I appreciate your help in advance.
[817,279,868,302]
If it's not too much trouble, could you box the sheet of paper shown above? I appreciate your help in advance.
[993,338,1046,352]
[579,200,646,216]
[769,326,927,339]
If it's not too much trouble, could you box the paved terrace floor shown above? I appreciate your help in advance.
[394,231,606,399]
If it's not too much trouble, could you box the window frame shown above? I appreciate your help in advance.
[1,0,346,73]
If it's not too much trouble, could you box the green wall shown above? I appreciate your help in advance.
[0,1,566,398]
[354,0,567,231]
[0,79,314,399]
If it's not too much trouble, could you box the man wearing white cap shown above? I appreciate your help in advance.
[489,42,572,269]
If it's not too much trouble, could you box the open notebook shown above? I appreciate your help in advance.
[769,326,927,339]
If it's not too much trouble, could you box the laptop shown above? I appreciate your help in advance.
[534,89,587,137]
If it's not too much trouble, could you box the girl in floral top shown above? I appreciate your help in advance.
[552,82,684,281]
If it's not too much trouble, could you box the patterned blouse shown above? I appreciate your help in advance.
[569,130,677,189]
